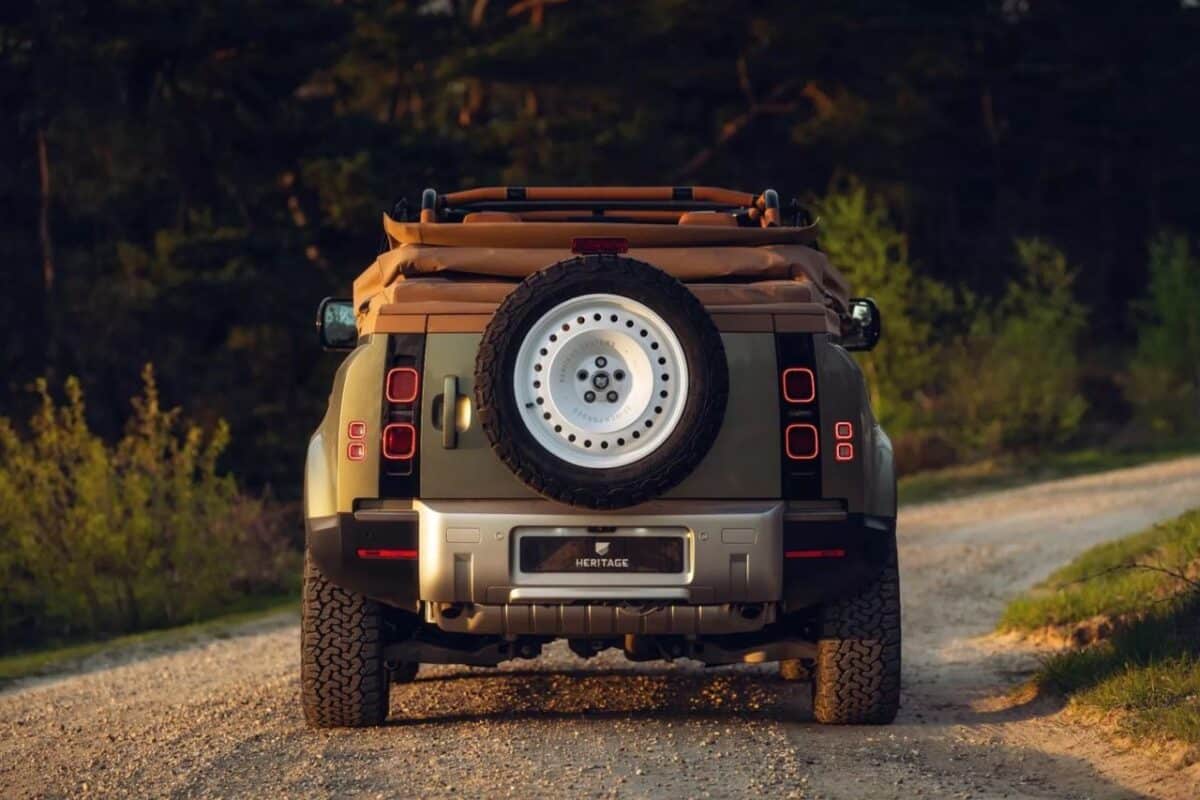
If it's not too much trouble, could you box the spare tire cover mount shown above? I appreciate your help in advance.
[476,254,728,509]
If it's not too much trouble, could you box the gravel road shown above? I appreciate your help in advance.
[4,457,1200,799]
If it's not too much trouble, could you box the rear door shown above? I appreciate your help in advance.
[419,332,780,500]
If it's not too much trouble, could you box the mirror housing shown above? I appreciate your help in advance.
[316,297,357,351]
[842,298,882,352]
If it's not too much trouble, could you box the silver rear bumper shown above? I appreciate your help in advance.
[410,498,784,635]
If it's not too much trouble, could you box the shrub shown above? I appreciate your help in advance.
[943,239,1088,453]
[0,365,298,651]
[813,179,952,434]
[1129,232,1200,434]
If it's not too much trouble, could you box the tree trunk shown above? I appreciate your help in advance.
[36,126,57,372]
[37,127,54,295]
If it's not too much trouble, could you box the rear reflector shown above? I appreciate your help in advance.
[785,423,819,460]
[571,237,629,255]
[382,423,417,460]
[386,367,420,403]
[347,420,367,440]
[834,421,853,440]
[835,442,854,461]
[785,548,846,559]
[356,548,418,560]
[781,367,816,403]
[346,441,366,461]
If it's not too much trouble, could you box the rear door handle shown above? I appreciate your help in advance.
[441,375,458,449]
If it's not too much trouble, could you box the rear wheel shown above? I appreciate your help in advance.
[300,554,390,728]
[811,534,901,724]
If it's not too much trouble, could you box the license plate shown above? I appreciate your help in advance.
[519,536,684,573]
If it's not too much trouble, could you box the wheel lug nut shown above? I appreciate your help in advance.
[595,356,607,368]
[584,390,596,403]
[606,391,619,403]
[577,370,588,381]
[613,370,625,381]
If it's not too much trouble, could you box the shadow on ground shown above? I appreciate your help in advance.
[388,667,811,725]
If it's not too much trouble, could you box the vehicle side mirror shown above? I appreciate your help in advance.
[842,298,882,352]
[316,298,357,351]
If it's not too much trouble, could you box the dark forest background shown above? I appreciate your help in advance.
[1,1,1199,646]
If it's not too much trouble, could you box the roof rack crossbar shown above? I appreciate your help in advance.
[441,186,758,207]
[445,199,744,214]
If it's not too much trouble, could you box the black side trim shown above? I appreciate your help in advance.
[781,513,894,610]
[307,513,420,610]
[379,334,425,498]
[506,186,527,200]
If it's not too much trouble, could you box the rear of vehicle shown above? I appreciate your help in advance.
[302,186,898,728]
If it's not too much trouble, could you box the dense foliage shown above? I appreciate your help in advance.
[3,1,1198,490]
[0,367,297,650]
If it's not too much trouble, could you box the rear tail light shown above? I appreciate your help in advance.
[379,341,423,495]
[781,367,815,403]
[382,423,417,460]
[834,420,854,461]
[776,334,822,498]
[785,423,819,460]
[346,419,367,461]
[386,367,420,403]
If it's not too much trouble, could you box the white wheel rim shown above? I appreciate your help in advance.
[513,293,689,469]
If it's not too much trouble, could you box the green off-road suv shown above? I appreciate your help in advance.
[302,186,898,727]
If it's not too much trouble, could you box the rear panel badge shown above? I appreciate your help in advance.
[574,541,630,569]
[519,536,684,573]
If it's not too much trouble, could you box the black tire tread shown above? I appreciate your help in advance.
[811,536,901,724]
[300,554,390,728]
[476,255,728,509]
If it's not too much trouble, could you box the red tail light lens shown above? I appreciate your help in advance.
[356,548,418,560]
[382,423,417,460]
[386,367,420,404]
[785,423,820,460]
[785,548,846,559]
[834,420,854,461]
[346,441,366,461]
[781,367,816,403]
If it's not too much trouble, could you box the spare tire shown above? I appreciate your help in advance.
[476,255,728,509]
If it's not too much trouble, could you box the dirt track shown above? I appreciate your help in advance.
[3,457,1200,799]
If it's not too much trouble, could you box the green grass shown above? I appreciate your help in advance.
[999,509,1200,631]
[999,509,1200,750]
[0,593,298,687]
[1036,596,1200,748]
[899,440,1200,506]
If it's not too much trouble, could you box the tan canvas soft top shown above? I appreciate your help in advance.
[353,186,853,336]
